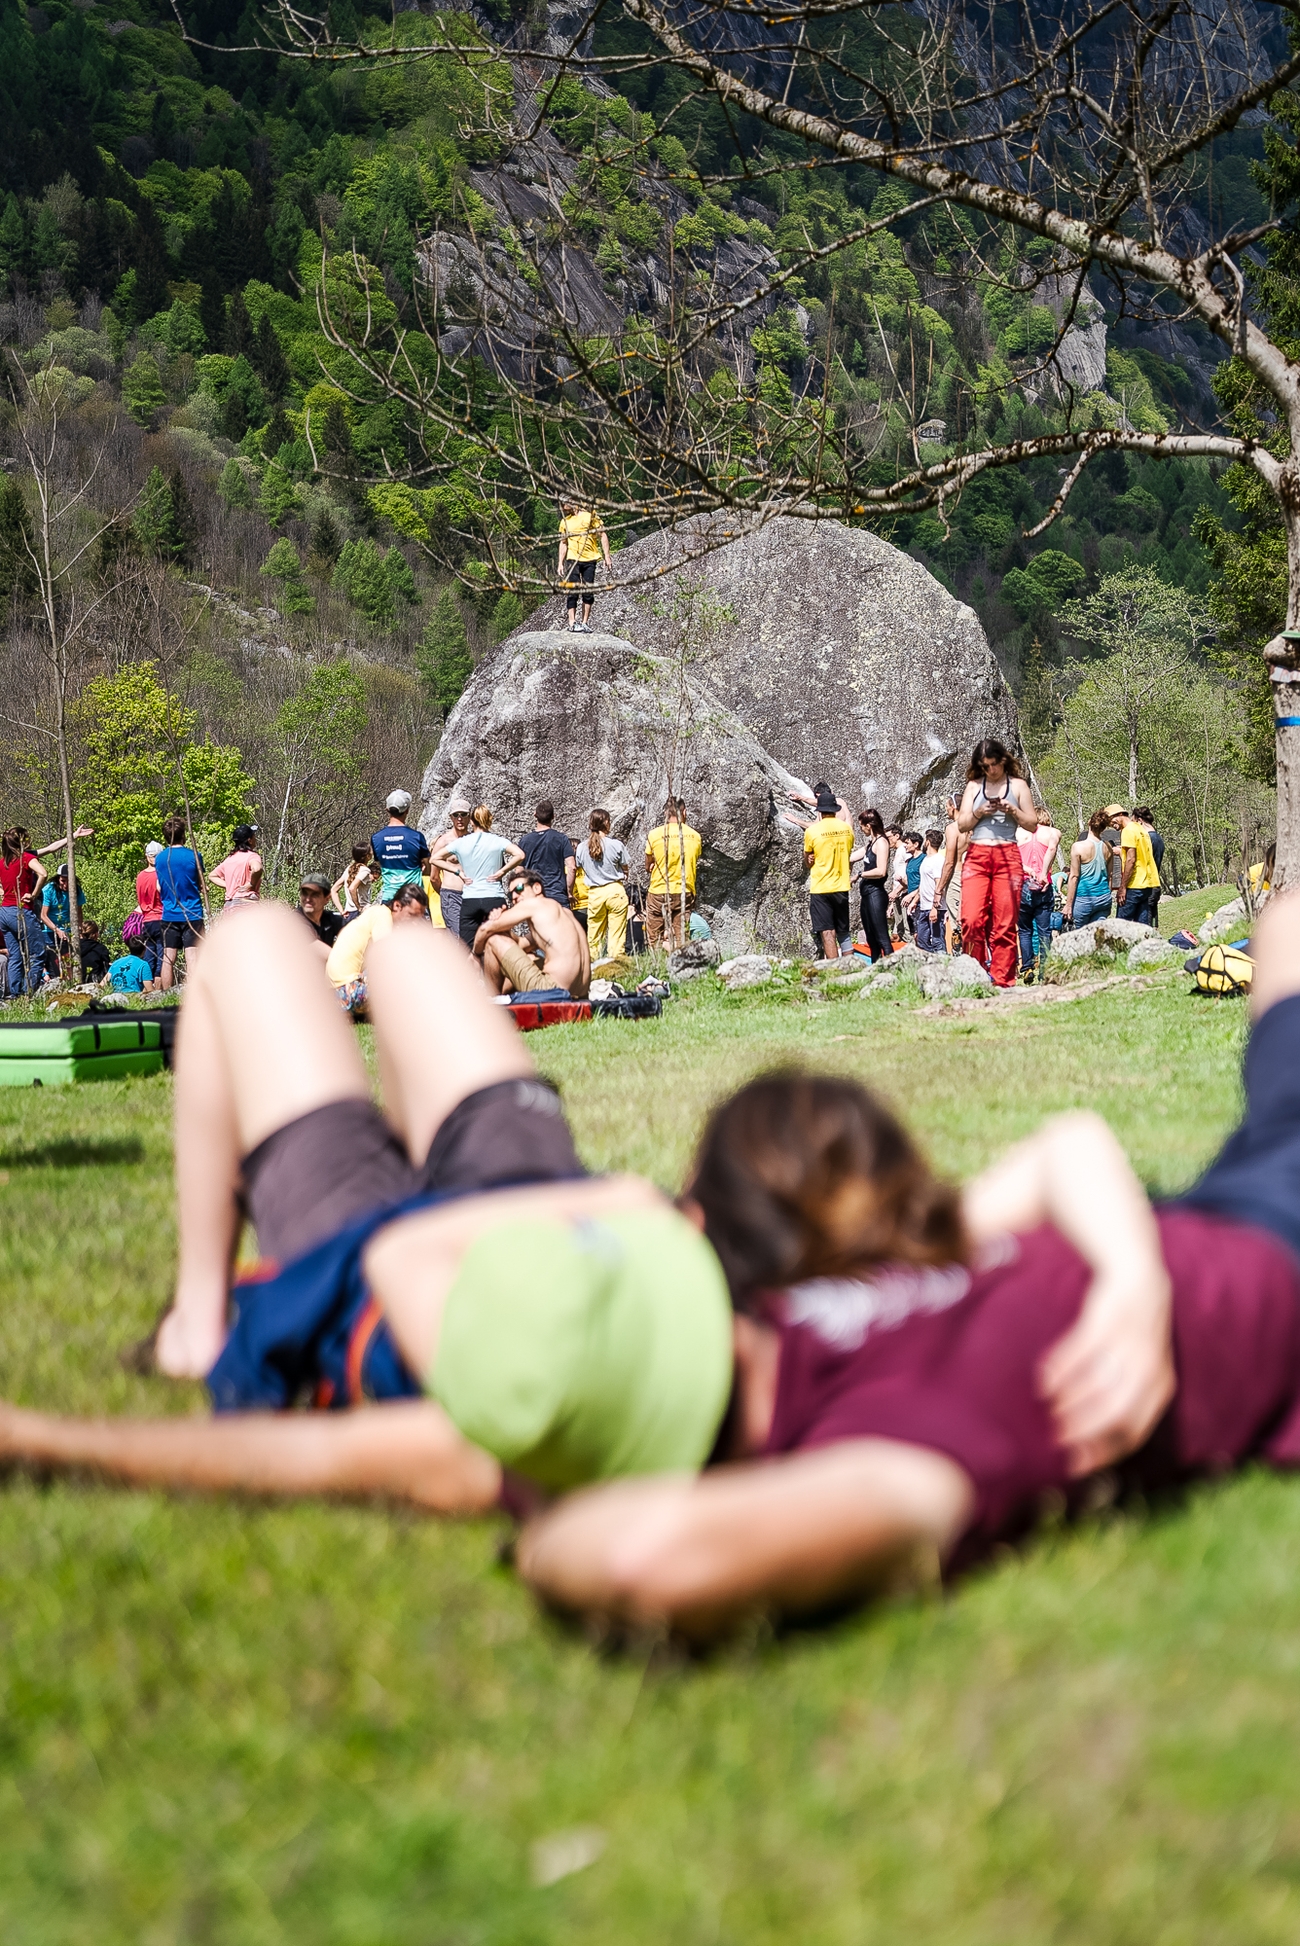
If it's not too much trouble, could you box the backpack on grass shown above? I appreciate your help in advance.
[1193,944,1254,997]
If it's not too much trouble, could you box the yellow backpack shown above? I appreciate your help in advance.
[1194,943,1253,996]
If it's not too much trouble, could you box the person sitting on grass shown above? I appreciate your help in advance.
[77,918,112,985]
[0,900,730,1511]
[325,882,431,1017]
[103,940,156,995]
[11,897,1300,1649]
[473,869,591,1000]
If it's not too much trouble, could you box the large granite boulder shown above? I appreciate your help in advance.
[518,515,1017,823]
[422,630,815,954]
[421,518,1022,953]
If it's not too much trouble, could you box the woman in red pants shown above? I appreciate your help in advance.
[955,739,1038,987]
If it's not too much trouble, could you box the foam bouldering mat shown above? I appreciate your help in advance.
[0,1017,164,1086]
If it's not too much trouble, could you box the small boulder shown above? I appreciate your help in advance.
[857,970,898,997]
[718,953,774,991]
[1051,918,1155,964]
[918,953,995,999]
[1127,937,1183,971]
[669,939,722,982]
[1199,896,1247,944]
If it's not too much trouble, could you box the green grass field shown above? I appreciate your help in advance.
[4,940,1297,1945]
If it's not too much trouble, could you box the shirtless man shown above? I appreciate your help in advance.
[473,870,591,999]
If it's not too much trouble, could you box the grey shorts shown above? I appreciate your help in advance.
[239,1080,586,1264]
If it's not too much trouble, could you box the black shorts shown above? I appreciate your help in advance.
[161,920,204,950]
[1180,994,1300,1264]
[809,891,850,938]
[239,1079,586,1265]
[565,560,598,602]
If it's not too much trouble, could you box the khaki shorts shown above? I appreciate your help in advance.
[494,937,552,993]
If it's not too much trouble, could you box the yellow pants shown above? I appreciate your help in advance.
[586,881,629,961]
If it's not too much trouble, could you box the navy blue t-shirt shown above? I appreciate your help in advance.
[371,823,429,899]
[518,828,574,904]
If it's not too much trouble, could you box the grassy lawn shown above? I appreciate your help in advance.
[6,964,1299,1945]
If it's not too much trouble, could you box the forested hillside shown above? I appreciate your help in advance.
[0,0,1280,904]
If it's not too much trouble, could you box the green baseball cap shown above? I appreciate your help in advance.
[431,1207,734,1491]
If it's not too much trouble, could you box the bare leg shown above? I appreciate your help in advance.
[364,922,532,1169]
[820,929,839,960]
[479,935,508,996]
[0,1397,501,1513]
[160,945,178,992]
[155,905,371,1378]
[1251,887,1300,1019]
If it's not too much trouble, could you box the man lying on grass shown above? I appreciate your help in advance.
[3,898,1300,1645]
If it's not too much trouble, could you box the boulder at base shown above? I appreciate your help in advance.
[423,631,814,953]
[520,515,1017,823]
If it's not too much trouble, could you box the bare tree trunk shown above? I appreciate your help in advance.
[1273,491,1300,893]
[54,676,81,974]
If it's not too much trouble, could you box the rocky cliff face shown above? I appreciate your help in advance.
[421,517,1019,954]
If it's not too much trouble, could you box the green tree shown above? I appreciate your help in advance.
[1000,550,1087,622]
[490,590,524,643]
[415,587,472,713]
[258,462,298,528]
[0,475,37,622]
[122,353,165,428]
[269,659,369,873]
[72,663,256,874]
[1058,568,1213,803]
[261,537,315,615]
[218,458,256,510]
[332,538,416,624]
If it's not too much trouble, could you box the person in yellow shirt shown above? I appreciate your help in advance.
[325,884,429,1016]
[557,501,612,635]
[802,783,854,960]
[1117,809,1161,927]
[644,798,703,948]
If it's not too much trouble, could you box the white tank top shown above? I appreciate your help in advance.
[970,782,1018,846]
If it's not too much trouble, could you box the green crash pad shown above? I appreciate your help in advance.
[0,1018,164,1086]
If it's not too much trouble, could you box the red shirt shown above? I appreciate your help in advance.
[763,1209,1300,1566]
[0,852,38,907]
[135,867,163,923]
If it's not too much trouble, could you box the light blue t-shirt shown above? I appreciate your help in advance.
[449,830,512,899]
[108,954,152,993]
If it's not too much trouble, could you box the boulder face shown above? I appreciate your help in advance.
[422,630,816,954]
[421,517,1021,954]
[518,516,1017,822]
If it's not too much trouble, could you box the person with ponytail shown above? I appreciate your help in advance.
[576,809,631,964]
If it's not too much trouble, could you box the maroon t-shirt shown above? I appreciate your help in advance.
[763,1209,1300,1564]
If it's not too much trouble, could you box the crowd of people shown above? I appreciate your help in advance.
[796,739,1175,990]
[0,784,712,1019]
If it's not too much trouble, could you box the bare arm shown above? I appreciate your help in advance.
[954,782,980,834]
[962,1111,1173,1475]
[1064,845,1082,916]
[1011,779,1038,832]
[517,1440,973,1641]
[429,843,460,873]
[470,903,529,953]
[489,841,526,882]
[0,1397,501,1514]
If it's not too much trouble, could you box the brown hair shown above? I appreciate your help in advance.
[688,1071,966,1310]
[1087,808,1110,837]
[966,738,1024,783]
[162,814,188,845]
[1,827,25,863]
[587,806,610,863]
[472,805,493,831]
[859,807,886,838]
[351,840,371,865]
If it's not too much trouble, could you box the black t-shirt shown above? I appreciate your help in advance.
[300,907,345,947]
[518,828,574,904]
[80,940,111,980]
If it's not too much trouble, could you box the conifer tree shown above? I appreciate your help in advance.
[416,588,473,714]
[223,288,256,361]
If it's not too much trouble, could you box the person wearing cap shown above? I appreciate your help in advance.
[1101,804,1127,903]
[801,784,854,961]
[210,825,263,908]
[371,791,430,905]
[430,797,473,939]
[297,875,346,951]
[40,861,85,973]
[0,904,733,1522]
[1117,808,1161,927]
[135,839,166,981]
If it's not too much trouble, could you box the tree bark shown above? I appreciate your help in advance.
[1267,482,1300,893]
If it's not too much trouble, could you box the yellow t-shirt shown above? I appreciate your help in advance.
[326,903,393,986]
[1120,822,1159,890]
[646,823,702,895]
[803,816,853,894]
[572,864,589,912]
[559,511,604,564]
